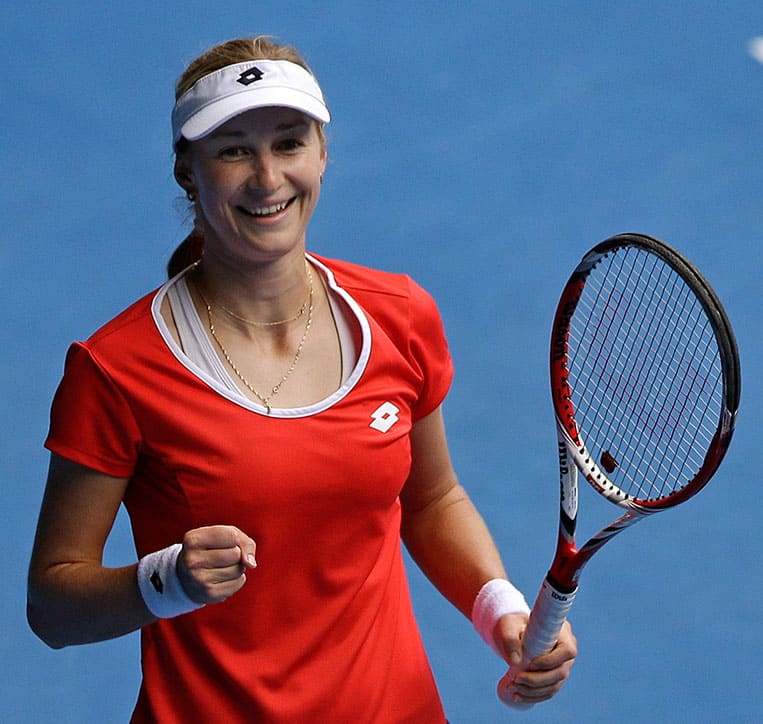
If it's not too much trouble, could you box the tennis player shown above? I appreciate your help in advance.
[27,36,576,722]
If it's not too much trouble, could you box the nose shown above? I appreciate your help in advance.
[248,151,281,192]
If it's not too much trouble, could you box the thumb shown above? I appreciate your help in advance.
[495,613,527,667]
[235,533,257,570]
[505,641,523,668]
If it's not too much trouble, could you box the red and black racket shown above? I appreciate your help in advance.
[500,233,741,707]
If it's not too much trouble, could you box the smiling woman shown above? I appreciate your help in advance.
[27,35,576,723]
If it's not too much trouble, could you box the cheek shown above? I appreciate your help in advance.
[197,166,229,196]
[195,169,241,213]
[194,181,240,237]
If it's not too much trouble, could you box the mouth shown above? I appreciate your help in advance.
[238,197,296,218]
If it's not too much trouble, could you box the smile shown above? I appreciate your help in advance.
[240,198,295,217]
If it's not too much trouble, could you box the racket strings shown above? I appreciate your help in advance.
[602,261,714,487]
[568,247,723,502]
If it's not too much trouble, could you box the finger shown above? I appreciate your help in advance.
[497,672,564,709]
[178,557,248,603]
[510,675,566,702]
[513,662,570,690]
[214,527,257,569]
[183,524,251,551]
[509,661,574,710]
[527,622,578,671]
[182,526,257,569]
[179,546,247,583]
[196,569,248,603]
[183,545,247,571]
[508,686,557,705]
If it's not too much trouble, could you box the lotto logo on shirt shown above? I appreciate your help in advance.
[369,402,400,433]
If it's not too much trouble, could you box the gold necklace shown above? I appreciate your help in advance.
[198,265,314,414]
[216,287,310,327]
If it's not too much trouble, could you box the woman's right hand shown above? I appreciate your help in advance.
[176,525,257,604]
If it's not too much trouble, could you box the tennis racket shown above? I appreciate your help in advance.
[499,232,741,707]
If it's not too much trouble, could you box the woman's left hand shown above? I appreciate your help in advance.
[494,614,577,706]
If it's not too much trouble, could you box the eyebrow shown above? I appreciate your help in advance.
[276,120,310,131]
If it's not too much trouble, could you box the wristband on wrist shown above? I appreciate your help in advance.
[471,578,531,656]
[137,543,205,619]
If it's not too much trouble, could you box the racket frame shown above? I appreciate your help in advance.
[498,233,740,707]
[547,233,740,592]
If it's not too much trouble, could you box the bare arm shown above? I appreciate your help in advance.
[27,454,151,647]
[400,406,577,704]
[27,454,257,648]
[399,407,507,616]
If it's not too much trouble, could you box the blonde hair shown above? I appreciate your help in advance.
[168,36,327,277]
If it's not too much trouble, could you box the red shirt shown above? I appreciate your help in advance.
[46,256,453,723]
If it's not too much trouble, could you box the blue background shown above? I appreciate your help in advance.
[4,2,761,722]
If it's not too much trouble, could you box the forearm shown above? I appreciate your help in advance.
[27,561,155,648]
[401,481,509,618]
[27,456,160,648]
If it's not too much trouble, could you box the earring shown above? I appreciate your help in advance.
[319,174,324,185]
[187,191,196,202]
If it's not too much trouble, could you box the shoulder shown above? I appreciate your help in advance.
[313,255,411,296]
[66,289,164,377]
[87,290,156,345]
[311,255,437,317]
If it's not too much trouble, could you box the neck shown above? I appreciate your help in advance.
[191,250,312,329]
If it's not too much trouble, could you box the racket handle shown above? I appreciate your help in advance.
[497,577,577,709]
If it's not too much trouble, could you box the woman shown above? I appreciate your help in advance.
[28,37,576,722]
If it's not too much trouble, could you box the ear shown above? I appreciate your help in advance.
[174,156,196,197]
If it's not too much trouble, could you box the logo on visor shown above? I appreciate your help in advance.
[237,67,264,86]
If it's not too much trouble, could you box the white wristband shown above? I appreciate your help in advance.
[472,578,531,657]
[137,543,205,619]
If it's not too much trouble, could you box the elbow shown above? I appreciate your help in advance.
[27,603,66,649]
[26,579,72,649]
[27,599,68,649]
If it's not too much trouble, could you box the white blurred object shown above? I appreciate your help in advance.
[748,36,763,63]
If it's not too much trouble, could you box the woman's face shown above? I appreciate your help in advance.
[178,106,327,266]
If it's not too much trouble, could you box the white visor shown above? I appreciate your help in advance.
[172,59,330,145]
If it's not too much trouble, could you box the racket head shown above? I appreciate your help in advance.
[550,233,740,512]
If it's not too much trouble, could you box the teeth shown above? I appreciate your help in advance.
[249,200,289,216]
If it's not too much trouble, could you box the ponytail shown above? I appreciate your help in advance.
[167,230,204,278]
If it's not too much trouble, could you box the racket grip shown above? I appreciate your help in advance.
[497,577,577,709]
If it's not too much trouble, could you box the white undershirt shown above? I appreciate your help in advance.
[165,266,358,403]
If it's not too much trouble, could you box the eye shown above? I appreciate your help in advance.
[217,146,251,160]
[275,137,304,153]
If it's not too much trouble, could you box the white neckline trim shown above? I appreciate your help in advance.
[151,254,372,418]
